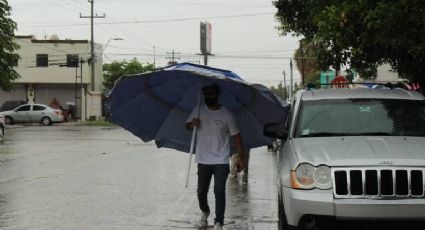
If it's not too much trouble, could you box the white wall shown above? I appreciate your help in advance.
[14,37,103,91]
[376,64,399,82]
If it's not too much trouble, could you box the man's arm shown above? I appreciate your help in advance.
[233,133,245,171]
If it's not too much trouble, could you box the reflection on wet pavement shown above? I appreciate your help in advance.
[0,125,278,229]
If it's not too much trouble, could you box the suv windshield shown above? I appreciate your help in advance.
[295,99,425,137]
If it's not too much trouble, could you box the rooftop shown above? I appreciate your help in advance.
[15,35,89,44]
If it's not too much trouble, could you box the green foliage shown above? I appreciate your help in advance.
[305,70,321,86]
[274,0,425,87]
[103,59,155,90]
[0,0,20,91]
[270,82,288,101]
[294,40,321,84]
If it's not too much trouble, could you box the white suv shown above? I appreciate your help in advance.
[264,87,425,229]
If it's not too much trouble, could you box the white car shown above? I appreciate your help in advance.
[0,104,64,126]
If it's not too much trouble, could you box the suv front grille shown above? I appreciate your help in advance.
[332,168,425,199]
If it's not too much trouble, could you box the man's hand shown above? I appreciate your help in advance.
[186,118,201,131]
[235,154,245,172]
[191,118,201,128]
[233,133,245,172]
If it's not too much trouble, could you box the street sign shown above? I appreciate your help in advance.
[200,22,211,55]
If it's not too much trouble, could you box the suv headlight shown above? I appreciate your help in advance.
[291,163,332,190]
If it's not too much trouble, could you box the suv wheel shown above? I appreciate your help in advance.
[5,116,13,125]
[41,117,51,126]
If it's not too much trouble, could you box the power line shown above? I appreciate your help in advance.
[43,0,81,15]
[96,0,272,8]
[104,53,318,60]
[100,18,163,50]
[28,12,274,27]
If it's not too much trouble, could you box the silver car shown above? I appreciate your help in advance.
[0,104,64,126]
[264,87,425,229]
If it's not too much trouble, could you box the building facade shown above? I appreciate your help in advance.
[0,35,103,120]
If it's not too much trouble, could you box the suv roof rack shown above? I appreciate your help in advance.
[305,82,420,90]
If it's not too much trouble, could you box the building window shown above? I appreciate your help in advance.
[67,54,79,67]
[36,54,48,67]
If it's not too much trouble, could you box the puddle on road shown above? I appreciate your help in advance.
[61,129,81,132]
[101,127,119,130]
[168,218,237,229]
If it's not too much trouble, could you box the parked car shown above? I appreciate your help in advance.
[0,104,64,126]
[264,87,425,229]
[0,100,27,112]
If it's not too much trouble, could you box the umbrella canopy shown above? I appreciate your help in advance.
[107,62,290,153]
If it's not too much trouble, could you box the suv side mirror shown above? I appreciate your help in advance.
[263,123,288,140]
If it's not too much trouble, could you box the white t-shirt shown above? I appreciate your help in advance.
[186,104,239,165]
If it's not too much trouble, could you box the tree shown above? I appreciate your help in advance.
[294,40,321,85]
[274,0,425,89]
[270,82,287,101]
[103,59,155,91]
[0,0,20,91]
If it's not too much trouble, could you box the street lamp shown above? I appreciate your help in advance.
[103,38,123,52]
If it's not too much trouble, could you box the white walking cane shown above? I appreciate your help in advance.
[185,88,202,188]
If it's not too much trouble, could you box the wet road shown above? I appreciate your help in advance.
[0,125,278,229]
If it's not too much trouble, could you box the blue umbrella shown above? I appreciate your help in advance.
[107,62,289,184]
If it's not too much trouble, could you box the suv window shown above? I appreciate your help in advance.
[16,105,31,112]
[33,105,46,111]
[295,99,425,137]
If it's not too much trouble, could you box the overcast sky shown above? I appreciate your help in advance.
[10,0,301,87]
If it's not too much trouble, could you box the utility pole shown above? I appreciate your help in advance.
[203,53,208,66]
[282,70,287,101]
[289,59,294,101]
[166,49,181,65]
[153,46,156,68]
[80,0,105,91]
[300,41,305,86]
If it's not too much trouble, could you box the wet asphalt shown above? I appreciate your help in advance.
[0,124,278,230]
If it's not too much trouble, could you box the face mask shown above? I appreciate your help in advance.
[204,97,218,106]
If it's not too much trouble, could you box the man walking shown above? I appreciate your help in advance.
[186,83,245,230]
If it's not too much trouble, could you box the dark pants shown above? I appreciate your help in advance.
[197,163,229,225]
